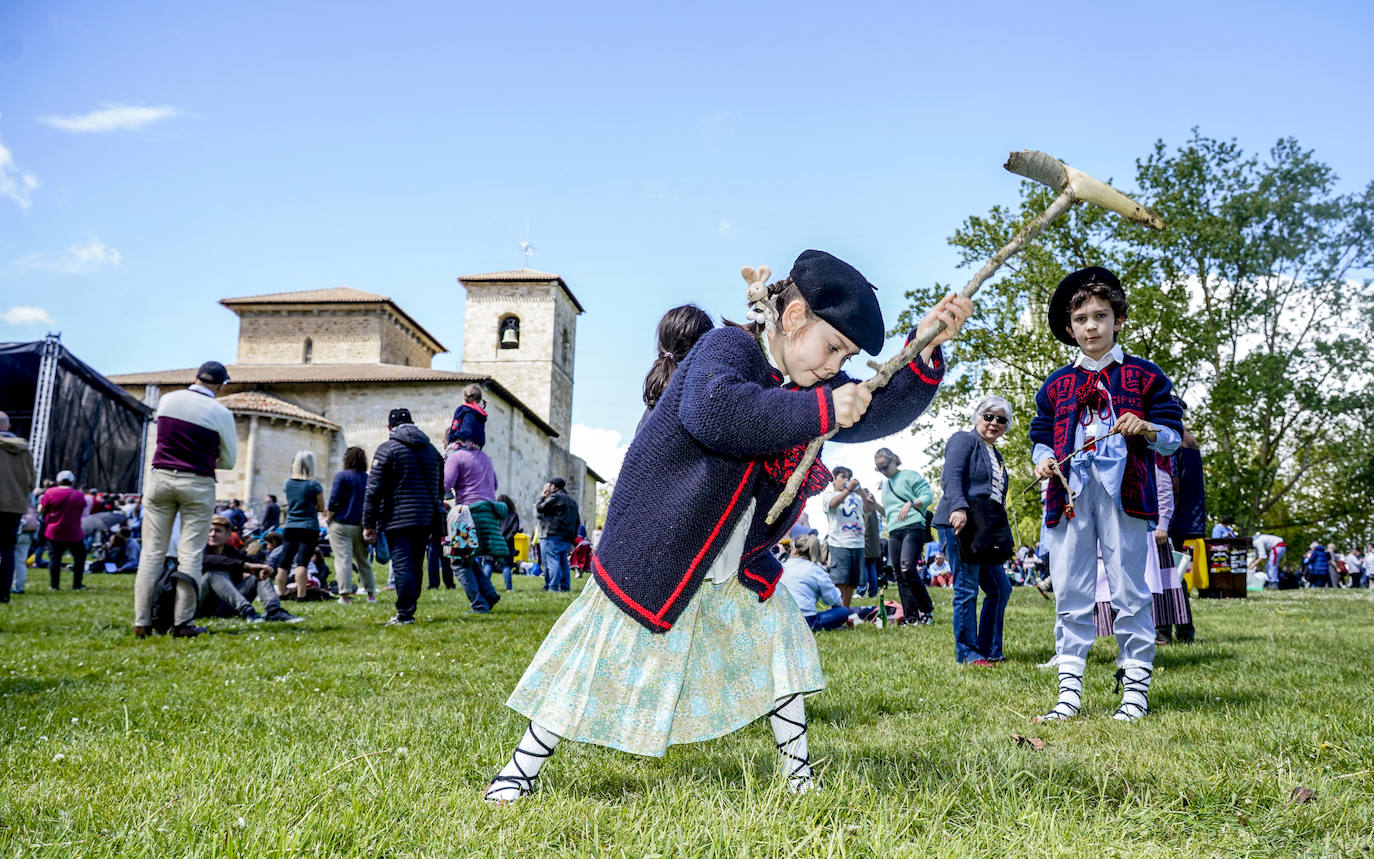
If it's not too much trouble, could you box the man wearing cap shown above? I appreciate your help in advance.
[363,407,444,626]
[133,361,238,638]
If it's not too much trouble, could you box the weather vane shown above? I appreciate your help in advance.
[519,222,535,268]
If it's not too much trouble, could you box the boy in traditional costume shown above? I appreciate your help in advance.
[1029,266,1182,722]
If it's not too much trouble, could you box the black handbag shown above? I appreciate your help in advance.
[958,496,1014,565]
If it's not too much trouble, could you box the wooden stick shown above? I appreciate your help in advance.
[1016,428,1124,498]
[764,188,1076,523]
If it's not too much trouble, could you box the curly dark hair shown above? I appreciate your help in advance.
[342,446,368,472]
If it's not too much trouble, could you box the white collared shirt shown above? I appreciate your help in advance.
[189,383,217,398]
[1073,344,1125,372]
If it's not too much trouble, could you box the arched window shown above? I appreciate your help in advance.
[303,338,313,364]
[499,315,521,349]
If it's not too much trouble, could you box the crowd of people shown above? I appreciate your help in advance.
[1,255,1370,805]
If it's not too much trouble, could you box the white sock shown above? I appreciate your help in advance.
[486,722,560,802]
[768,694,814,792]
[1112,660,1153,722]
[1036,656,1084,721]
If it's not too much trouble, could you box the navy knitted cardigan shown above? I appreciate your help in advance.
[1028,354,1183,528]
[594,325,945,633]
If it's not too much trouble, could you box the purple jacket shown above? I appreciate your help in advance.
[444,446,498,506]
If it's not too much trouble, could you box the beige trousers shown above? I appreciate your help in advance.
[133,469,217,627]
[327,521,375,595]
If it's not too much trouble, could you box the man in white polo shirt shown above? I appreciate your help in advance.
[133,361,237,638]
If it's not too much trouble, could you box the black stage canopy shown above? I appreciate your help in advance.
[0,338,152,492]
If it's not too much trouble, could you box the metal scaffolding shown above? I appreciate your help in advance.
[28,334,61,486]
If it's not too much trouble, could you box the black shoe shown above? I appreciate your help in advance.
[489,592,501,608]
[265,608,304,623]
[172,623,208,638]
[72,585,89,591]
[133,625,153,638]
[385,615,415,626]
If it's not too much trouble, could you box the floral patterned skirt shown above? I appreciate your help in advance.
[505,575,825,757]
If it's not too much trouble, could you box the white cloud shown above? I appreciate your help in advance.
[14,239,123,274]
[39,104,179,133]
[0,135,39,210]
[0,306,55,326]
[570,424,631,483]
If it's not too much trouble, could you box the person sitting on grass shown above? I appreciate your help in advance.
[779,534,879,631]
[927,552,952,587]
[201,515,302,623]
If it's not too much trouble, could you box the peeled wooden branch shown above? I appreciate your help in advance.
[763,151,1165,523]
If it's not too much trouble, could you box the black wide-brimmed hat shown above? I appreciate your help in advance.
[787,250,885,355]
[1048,266,1123,346]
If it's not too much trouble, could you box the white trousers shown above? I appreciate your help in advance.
[1046,479,1155,665]
[133,469,216,627]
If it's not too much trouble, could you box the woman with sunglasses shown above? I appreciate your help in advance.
[933,396,1014,666]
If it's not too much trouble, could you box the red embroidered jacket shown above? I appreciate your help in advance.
[1029,354,1183,528]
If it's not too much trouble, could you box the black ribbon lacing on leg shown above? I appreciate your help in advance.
[767,694,812,790]
[485,722,555,801]
[1113,666,1152,721]
[1034,670,1083,722]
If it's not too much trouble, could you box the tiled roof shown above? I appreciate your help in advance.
[216,392,339,430]
[217,287,447,353]
[108,363,484,385]
[108,363,559,438]
[458,268,585,313]
[219,287,388,305]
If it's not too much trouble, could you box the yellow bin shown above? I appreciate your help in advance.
[513,532,530,563]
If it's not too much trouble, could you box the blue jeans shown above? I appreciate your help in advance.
[458,556,502,612]
[541,536,572,592]
[860,558,880,597]
[501,561,514,591]
[384,526,429,621]
[938,524,1011,663]
[806,606,852,631]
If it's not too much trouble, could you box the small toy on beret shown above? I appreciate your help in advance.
[1047,265,1124,347]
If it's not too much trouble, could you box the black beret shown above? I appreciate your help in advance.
[1047,266,1123,346]
[787,250,885,355]
[388,408,413,427]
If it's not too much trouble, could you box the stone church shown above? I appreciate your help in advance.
[110,269,602,524]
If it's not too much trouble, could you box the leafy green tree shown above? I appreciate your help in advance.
[895,131,1374,549]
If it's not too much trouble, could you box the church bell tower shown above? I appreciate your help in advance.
[457,268,583,443]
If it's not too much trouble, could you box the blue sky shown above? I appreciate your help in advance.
[3,0,1372,489]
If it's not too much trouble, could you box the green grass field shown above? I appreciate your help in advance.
[1,570,1371,858]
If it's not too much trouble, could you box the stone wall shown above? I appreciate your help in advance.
[378,313,437,368]
[230,417,336,508]
[235,309,383,364]
[248,380,574,525]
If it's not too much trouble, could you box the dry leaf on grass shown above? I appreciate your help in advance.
[1011,734,1046,751]
[1289,786,1317,804]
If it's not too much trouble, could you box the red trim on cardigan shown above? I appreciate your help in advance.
[908,358,940,384]
[653,462,757,623]
[741,566,777,599]
[592,556,670,630]
[816,388,830,434]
